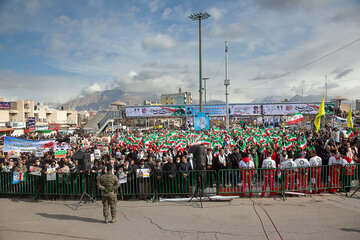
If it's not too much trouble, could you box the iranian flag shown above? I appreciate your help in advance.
[239,140,246,153]
[260,145,267,154]
[276,169,282,180]
[287,112,305,124]
[214,149,220,158]
[298,137,307,150]
[0,134,6,140]
[346,129,354,138]
[283,141,293,151]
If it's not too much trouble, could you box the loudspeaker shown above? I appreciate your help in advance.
[74,151,91,170]
[188,144,206,170]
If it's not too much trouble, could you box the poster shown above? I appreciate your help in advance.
[7,150,20,158]
[47,172,57,181]
[29,166,42,176]
[136,169,150,178]
[12,172,26,184]
[94,149,101,159]
[194,113,210,131]
[55,150,66,159]
[119,172,127,184]
[35,147,44,157]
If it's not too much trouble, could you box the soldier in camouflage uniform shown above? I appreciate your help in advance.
[97,165,120,223]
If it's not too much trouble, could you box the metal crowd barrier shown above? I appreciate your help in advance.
[218,168,283,197]
[154,170,217,199]
[342,163,359,194]
[0,165,359,199]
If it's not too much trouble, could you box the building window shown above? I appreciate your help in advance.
[24,103,29,109]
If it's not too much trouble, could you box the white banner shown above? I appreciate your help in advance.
[263,103,322,115]
[126,106,185,117]
[230,105,261,116]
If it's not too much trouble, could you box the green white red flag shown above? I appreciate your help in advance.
[287,112,305,125]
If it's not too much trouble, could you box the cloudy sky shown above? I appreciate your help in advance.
[0,0,359,104]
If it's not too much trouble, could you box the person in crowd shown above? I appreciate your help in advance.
[261,151,276,197]
[328,149,346,193]
[239,153,255,197]
[294,152,310,193]
[309,149,323,194]
[281,151,297,192]
[205,148,213,170]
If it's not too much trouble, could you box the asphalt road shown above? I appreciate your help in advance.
[0,193,359,240]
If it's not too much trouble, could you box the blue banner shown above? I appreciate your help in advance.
[3,136,54,152]
[0,102,10,109]
[194,113,210,131]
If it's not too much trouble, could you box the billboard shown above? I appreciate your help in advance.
[262,103,335,115]
[126,106,185,117]
[0,102,10,110]
[125,102,335,117]
[230,104,261,116]
[27,117,35,132]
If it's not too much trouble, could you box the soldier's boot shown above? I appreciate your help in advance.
[104,217,109,223]
[111,217,118,223]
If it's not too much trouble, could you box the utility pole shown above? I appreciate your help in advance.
[189,12,211,113]
[224,41,230,130]
[203,77,209,104]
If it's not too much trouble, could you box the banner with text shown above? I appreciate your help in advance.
[3,136,55,152]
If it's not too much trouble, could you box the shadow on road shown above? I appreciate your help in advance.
[36,213,103,223]
[340,228,360,233]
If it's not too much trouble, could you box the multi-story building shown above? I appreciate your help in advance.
[160,88,192,105]
[34,103,78,131]
[0,97,78,135]
[0,98,35,135]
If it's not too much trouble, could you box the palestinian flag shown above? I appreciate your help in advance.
[346,129,354,138]
[287,112,305,124]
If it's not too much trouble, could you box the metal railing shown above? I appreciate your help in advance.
[0,164,359,199]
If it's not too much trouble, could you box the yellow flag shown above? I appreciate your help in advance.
[314,97,325,133]
[347,106,353,128]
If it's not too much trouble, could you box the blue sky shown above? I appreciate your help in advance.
[0,0,359,103]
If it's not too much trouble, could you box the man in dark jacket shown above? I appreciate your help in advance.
[229,148,242,186]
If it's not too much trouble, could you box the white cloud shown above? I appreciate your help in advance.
[81,82,103,95]
[148,0,161,12]
[207,7,226,21]
[141,34,176,50]
[162,8,172,19]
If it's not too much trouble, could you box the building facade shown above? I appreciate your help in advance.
[160,89,192,105]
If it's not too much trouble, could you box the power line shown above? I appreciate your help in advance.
[241,37,360,89]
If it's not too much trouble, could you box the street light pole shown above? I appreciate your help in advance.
[189,12,211,113]
[224,41,230,131]
[203,77,209,104]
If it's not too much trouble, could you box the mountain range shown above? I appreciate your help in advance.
[59,87,333,111]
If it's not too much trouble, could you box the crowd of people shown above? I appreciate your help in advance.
[0,125,359,198]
